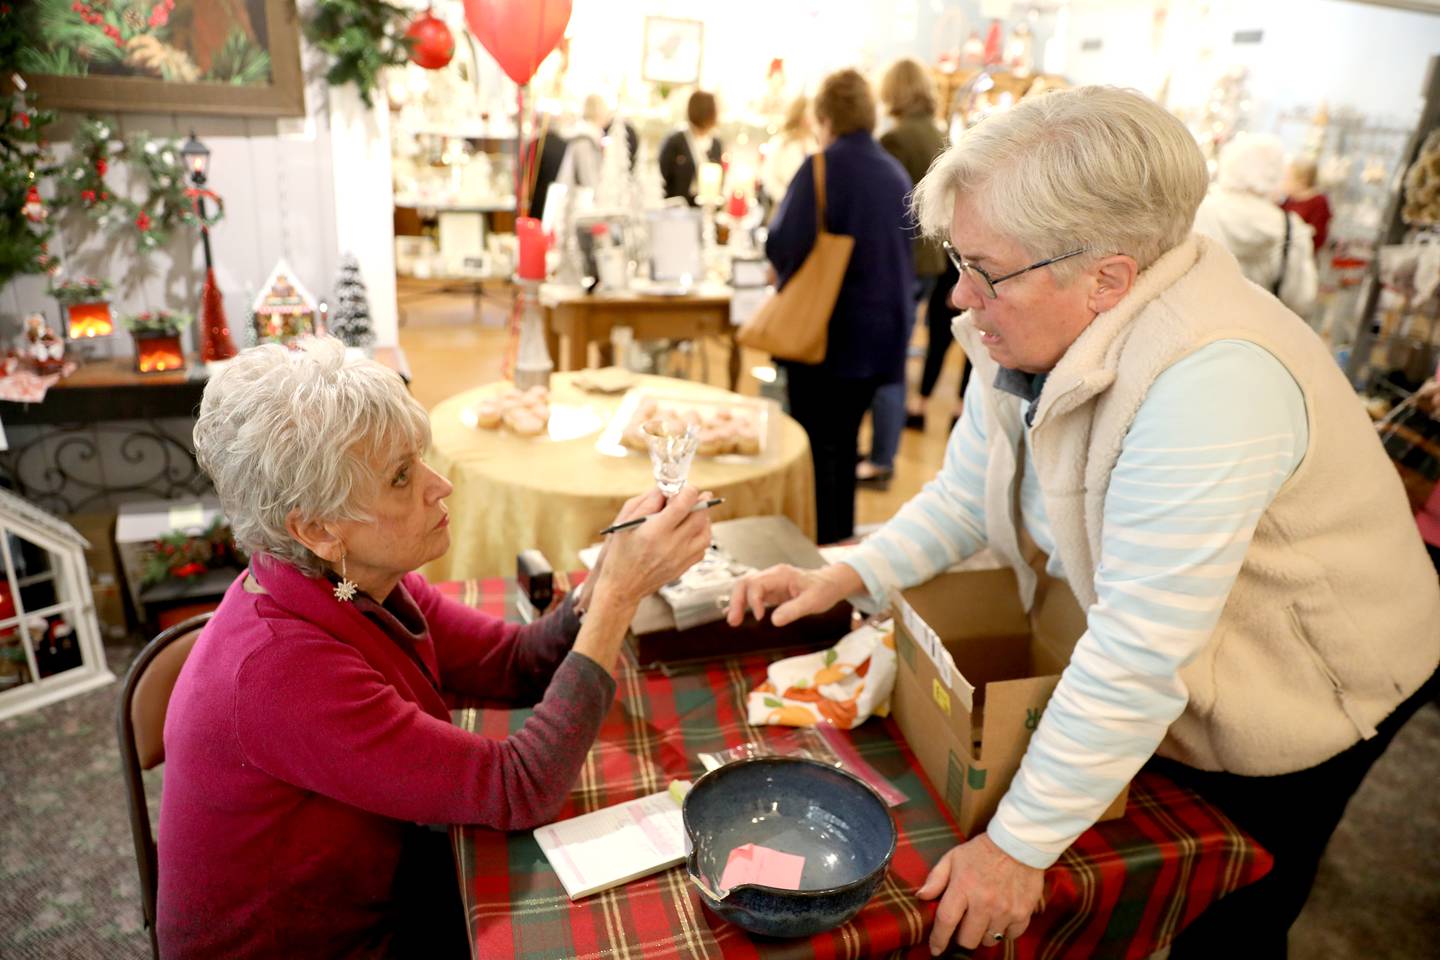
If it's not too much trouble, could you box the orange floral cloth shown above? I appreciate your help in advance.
[746,621,896,729]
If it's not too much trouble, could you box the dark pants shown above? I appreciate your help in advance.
[919,263,969,402]
[785,364,881,544]
[388,825,470,958]
[1161,667,1440,958]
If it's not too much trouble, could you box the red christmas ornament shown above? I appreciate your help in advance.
[22,184,46,222]
[199,268,237,363]
[95,157,108,175]
[406,9,455,70]
[81,189,96,204]
[462,0,571,86]
[135,211,152,231]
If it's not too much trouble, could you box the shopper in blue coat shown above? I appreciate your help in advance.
[766,67,914,543]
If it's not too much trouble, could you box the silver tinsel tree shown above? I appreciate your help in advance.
[330,253,374,348]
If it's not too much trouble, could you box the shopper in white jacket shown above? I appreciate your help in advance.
[1194,132,1318,314]
[726,87,1438,958]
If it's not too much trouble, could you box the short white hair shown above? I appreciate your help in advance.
[1216,132,1285,198]
[914,85,1210,276]
[193,336,430,576]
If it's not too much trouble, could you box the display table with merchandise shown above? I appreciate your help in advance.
[421,372,814,580]
[436,576,1273,960]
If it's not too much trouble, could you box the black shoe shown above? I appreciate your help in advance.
[855,466,894,491]
[904,413,926,431]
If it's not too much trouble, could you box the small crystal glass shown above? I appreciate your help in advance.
[642,418,699,497]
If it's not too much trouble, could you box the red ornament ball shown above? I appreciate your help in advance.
[405,10,455,70]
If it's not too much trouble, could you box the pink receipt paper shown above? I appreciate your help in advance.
[719,843,806,890]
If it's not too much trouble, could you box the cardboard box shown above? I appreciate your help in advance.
[890,567,1128,837]
[63,512,128,638]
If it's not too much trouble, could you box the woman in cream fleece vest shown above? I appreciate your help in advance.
[728,86,1440,958]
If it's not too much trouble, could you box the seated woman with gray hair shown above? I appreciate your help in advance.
[728,86,1439,956]
[157,337,711,958]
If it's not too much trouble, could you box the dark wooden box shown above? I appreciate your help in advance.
[627,515,852,667]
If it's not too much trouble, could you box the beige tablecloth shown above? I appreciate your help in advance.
[422,372,815,580]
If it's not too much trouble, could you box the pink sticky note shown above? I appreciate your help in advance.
[719,843,806,890]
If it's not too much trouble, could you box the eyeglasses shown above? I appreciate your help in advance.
[941,241,1088,299]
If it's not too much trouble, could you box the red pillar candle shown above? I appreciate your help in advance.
[516,216,547,281]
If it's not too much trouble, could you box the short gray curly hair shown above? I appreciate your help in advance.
[913,85,1209,277]
[193,336,430,576]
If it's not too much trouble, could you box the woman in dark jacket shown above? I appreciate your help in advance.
[766,68,913,543]
[658,90,724,206]
[859,57,951,489]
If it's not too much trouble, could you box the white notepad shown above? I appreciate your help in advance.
[534,788,689,900]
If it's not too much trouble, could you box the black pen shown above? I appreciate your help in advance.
[599,497,725,535]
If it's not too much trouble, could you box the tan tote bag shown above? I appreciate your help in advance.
[736,151,853,365]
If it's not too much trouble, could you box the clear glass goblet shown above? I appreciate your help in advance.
[642,418,699,497]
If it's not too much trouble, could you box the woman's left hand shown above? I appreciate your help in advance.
[917,834,1044,953]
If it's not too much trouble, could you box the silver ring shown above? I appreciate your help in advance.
[991,932,1006,942]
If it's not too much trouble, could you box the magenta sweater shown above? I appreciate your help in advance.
[155,557,613,958]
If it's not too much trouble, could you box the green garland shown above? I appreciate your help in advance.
[47,275,112,305]
[0,92,59,288]
[122,309,190,335]
[306,0,414,108]
[140,516,245,588]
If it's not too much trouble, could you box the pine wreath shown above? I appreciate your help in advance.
[55,116,119,219]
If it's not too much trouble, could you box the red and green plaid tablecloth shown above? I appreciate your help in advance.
[438,578,1272,960]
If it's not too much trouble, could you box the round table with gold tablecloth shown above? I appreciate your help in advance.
[422,372,815,580]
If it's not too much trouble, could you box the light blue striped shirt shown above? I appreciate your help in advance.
[846,340,1308,867]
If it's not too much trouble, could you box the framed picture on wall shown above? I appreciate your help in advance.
[11,0,304,118]
[642,16,704,87]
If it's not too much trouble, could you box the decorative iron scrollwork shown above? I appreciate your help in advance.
[0,419,213,514]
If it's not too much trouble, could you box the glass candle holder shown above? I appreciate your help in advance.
[642,418,699,497]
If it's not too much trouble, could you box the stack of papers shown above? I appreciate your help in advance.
[534,788,689,900]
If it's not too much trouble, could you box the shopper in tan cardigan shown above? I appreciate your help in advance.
[728,86,1440,958]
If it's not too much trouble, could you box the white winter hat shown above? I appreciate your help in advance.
[1216,132,1287,198]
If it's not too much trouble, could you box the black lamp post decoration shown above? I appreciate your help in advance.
[181,131,236,363]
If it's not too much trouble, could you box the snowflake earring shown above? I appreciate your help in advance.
[333,554,358,603]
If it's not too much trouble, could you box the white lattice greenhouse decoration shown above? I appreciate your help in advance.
[0,489,113,721]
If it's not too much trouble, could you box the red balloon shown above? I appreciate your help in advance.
[462,0,571,86]
[406,10,455,70]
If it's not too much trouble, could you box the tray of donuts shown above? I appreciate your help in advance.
[460,384,552,439]
[595,390,776,463]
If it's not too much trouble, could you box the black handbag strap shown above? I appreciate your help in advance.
[813,151,828,237]
[1272,208,1290,296]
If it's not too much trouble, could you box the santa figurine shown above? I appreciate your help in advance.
[23,312,66,374]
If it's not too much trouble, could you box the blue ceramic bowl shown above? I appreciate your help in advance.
[682,756,897,938]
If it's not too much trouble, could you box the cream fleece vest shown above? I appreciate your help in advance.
[956,234,1440,775]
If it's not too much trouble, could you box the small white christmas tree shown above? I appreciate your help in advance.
[330,253,374,348]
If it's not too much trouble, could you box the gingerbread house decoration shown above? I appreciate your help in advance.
[251,258,319,343]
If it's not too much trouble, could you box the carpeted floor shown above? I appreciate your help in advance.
[1,643,1438,959]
